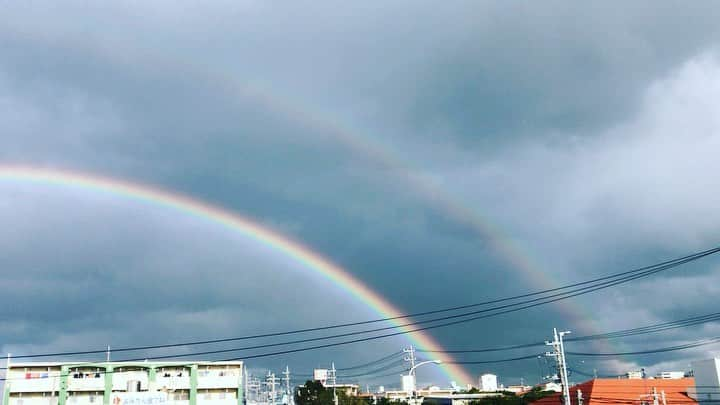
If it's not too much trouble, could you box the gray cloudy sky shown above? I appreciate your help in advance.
[2,0,720,389]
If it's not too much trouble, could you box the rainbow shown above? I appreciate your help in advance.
[14,22,610,350]
[0,165,474,384]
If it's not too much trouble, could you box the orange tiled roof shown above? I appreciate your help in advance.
[531,378,696,405]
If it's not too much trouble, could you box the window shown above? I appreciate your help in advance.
[174,392,189,401]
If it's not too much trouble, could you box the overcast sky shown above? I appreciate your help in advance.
[2,1,720,389]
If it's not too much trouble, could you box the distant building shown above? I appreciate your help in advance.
[312,369,327,385]
[382,389,502,405]
[626,370,644,379]
[324,384,359,397]
[401,375,415,394]
[311,368,357,396]
[2,361,244,405]
[540,382,562,393]
[503,385,531,394]
[479,374,498,392]
[688,358,720,404]
[529,377,696,405]
[656,371,685,379]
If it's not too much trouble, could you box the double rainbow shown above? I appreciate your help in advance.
[0,165,473,385]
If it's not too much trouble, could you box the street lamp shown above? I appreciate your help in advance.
[407,360,442,405]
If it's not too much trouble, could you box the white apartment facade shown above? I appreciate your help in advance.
[3,361,243,405]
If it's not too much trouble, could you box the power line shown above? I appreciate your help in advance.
[337,361,407,378]
[337,351,404,371]
[566,336,720,356]
[443,353,543,364]
[6,245,718,361]
[2,250,707,369]
[212,255,708,362]
[567,368,623,379]
[3,331,719,382]
[569,312,720,342]
[0,258,703,373]
[284,350,402,377]
[418,310,720,353]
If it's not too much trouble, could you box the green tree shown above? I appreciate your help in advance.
[376,398,408,405]
[295,380,335,405]
[294,381,378,405]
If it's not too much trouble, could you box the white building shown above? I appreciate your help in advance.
[401,375,415,394]
[656,371,685,379]
[688,358,720,404]
[503,385,530,394]
[541,382,562,392]
[312,369,327,385]
[2,361,243,405]
[479,374,497,392]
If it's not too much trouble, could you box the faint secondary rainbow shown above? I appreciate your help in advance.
[13,30,603,343]
[0,165,473,384]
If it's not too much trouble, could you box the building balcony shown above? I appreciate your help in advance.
[197,375,240,390]
[8,378,61,393]
[66,376,105,392]
[154,376,190,391]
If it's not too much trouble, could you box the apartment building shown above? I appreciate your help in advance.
[3,361,244,405]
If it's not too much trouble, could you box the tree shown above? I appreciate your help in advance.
[377,398,408,405]
[518,387,555,404]
[294,381,373,405]
[295,380,335,405]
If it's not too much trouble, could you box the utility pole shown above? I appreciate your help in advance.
[403,346,417,370]
[546,328,572,405]
[403,345,417,402]
[329,363,338,405]
[243,370,248,405]
[247,375,261,404]
[266,371,278,405]
[106,346,111,362]
[5,353,11,387]
[283,366,292,405]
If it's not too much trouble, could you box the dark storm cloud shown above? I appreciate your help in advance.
[2,0,720,387]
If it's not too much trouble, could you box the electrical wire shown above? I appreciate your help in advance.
[566,336,720,356]
[418,310,720,353]
[3,250,708,372]
[6,245,718,361]
[337,351,404,371]
[443,353,543,364]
